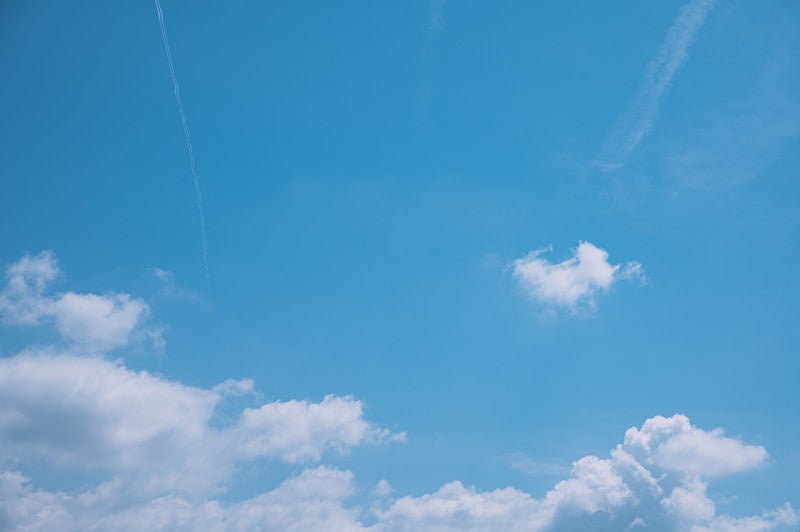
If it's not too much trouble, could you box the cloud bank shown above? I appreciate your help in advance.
[375,414,793,531]
[512,242,643,313]
[0,251,795,531]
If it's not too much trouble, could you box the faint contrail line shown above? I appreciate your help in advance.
[596,0,716,172]
[153,0,209,284]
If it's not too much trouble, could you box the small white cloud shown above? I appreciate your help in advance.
[212,378,255,397]
[151,266,203,302]
[0,252,153,351]
[152,267,175,285]
[626,516,647,530]
[0,251,60,324]
[238,394,405,464]
[512,242,643,312]
[51,292,148,351]
[374,479,394,497]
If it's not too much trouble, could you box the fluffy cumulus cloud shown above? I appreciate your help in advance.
[0,352,402,505]
[623,414,768,477]
[0,251,152,351]
[0,252,795,531]
[374,416,794,532]
[513,242,643,312]
[2,403,792,531]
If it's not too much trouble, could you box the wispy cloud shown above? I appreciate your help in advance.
[596,0,716,172]
[153,0,210,285]
[503,453,570,477]
[662,46,800,189]
[428,0,446,33]
[152,267,204,302]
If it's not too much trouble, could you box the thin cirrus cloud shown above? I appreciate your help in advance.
[512,241,643,313]
[0,252,796,530]
[596,0,716,172]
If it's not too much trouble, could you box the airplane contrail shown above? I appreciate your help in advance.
[596,0,716,172]
[153,0,209,284]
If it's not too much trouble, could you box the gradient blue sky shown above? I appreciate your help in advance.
[1,1,799,529]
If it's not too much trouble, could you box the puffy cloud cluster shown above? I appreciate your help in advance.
[513,242,643,312]
[0,252,795,531]
[623,414,768,477]
[0,251,152,351]
[374,414,796,531]
[1,400,793,531]
[0,353,402,504]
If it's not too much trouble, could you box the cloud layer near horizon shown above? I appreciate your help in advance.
[0,252,795,531]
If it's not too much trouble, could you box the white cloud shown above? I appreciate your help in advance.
[512,242,643,312]
[623,414,768,477]
[597,0,716,171]
[51,292,148,350]
[374,479,395,497]
[239,395,405,464]
[0,466,365,532]
[372,414,793,531]
[0,251,152,351]
[661,478,716,523]
[0,352,401,502]
[212,378,256,397]
[0,250,60,324]
[0,384,795,532]
[692,504,800,532]
[377,481,542,531]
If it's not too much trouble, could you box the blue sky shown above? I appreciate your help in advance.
[1,0,799,529]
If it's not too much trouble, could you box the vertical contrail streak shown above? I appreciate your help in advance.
[153,0,209,284]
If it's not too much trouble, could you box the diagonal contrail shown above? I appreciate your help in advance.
[153,0,209,284]
[596,0,716,172]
